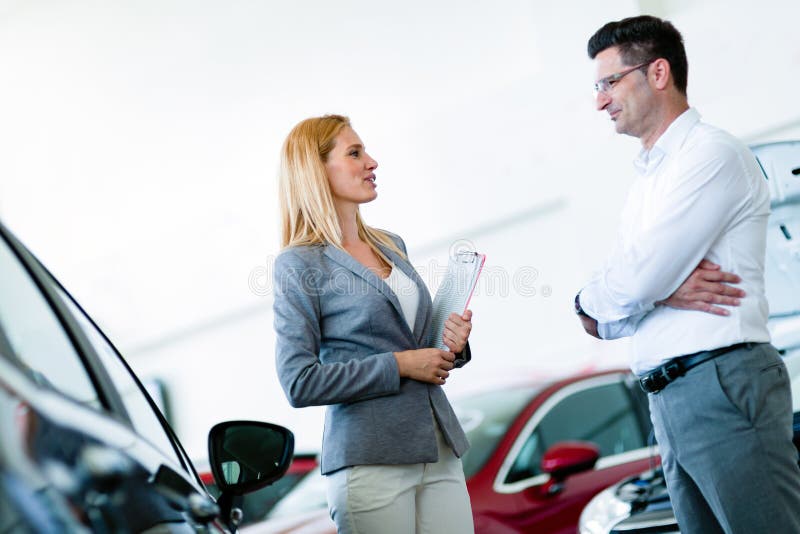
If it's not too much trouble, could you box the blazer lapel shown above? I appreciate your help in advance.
[322,245,409,333]
[378,244,433,347]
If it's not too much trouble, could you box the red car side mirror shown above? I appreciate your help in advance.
[539,441,600,496]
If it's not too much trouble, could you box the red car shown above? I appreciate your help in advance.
[244,368,657,534]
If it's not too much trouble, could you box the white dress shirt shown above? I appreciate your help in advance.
[580,108,771,375]
[384,263,420,331]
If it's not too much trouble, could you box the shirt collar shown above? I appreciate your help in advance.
[633,107,701,176]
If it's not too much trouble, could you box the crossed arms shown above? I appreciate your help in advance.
[579,259,746,338]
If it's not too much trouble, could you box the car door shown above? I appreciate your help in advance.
[0,224,216,532]
[481,373,655,534]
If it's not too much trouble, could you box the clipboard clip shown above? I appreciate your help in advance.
[454,251,480,263]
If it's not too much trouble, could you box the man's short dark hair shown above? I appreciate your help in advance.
[588,15,688,95]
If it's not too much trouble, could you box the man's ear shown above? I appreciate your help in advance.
[650,58,672,91]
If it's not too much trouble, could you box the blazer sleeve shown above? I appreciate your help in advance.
[273,250,401,408]
[454,343,471,368]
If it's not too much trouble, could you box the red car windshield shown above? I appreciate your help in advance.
[453,386,541,478]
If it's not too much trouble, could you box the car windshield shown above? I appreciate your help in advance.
[453,386,540,478]
[267,466,328,519]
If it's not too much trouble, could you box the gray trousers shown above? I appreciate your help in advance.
[649,343,800,534]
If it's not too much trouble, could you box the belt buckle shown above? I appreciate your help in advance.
[640,360,684,394]
[638,375,651,393]
[640,372,665,394]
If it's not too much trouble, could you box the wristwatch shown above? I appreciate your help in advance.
[574,292,589,317]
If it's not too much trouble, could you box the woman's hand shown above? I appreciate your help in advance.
[394,349,456,385]
[443,310,472,354]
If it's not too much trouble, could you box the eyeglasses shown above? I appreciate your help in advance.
[593,59,655,97]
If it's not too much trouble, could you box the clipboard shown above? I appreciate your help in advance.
[428,251,486,350]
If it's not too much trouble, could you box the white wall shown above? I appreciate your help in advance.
[0,0,798,457]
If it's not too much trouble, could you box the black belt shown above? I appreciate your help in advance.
[639,342,755,394]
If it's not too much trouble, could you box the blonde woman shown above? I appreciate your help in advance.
[273,115,475,533]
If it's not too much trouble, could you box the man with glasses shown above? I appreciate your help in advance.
[574,15,800,534]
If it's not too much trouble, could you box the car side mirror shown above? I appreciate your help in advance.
[539,441,600,496]
[208,420,294,531]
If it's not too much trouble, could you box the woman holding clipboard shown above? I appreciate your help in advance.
[273,114,475,534]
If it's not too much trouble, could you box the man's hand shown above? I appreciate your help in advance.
[658,259,745,316]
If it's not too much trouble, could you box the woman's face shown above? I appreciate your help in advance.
[324,126,378,209]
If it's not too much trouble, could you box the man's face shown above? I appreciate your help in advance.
[593,46,654,139]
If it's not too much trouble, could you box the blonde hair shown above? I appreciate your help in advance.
[278,114,405,262]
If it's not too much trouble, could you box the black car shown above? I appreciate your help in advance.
[0,220,294,533]
[579,140,800,534]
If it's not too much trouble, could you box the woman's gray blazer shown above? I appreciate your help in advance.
[273,232,470,475]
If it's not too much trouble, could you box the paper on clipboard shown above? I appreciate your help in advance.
[428,251,486,350]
